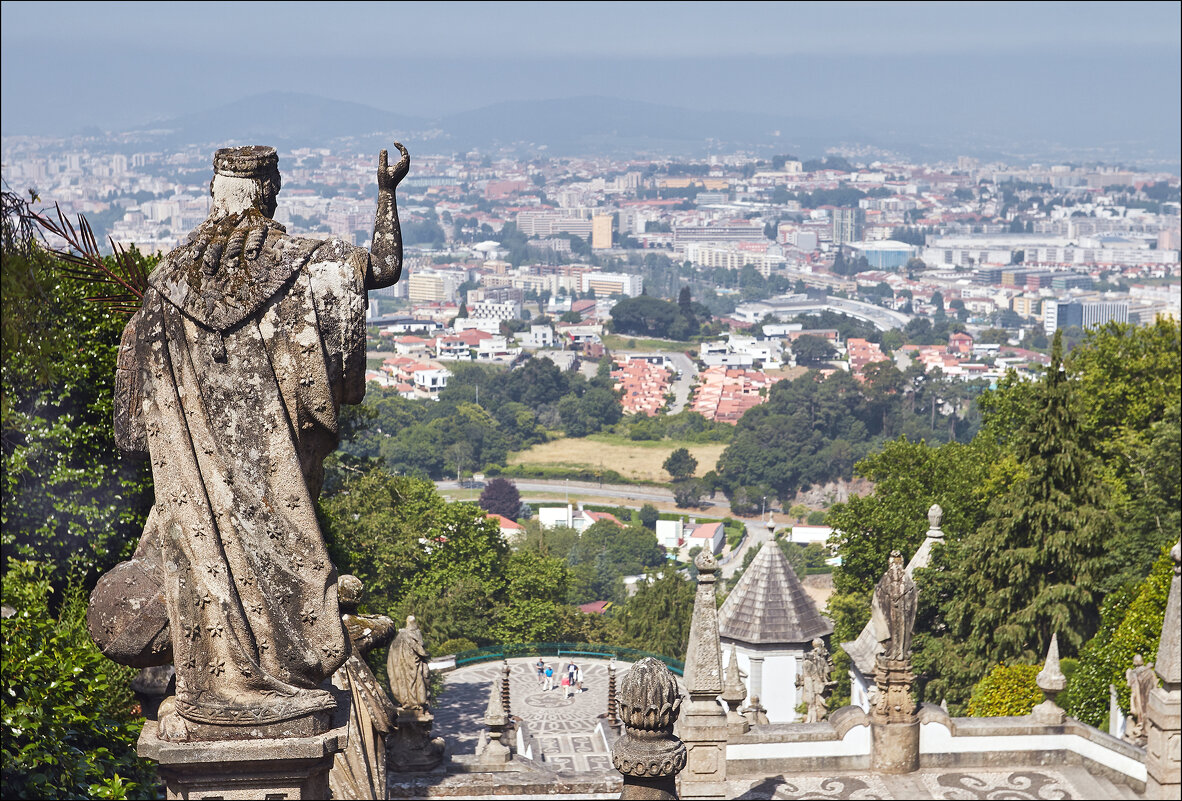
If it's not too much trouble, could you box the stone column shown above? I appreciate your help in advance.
[1032,633,1067,725]
[746,655,764,701]
[1146,540,1181,800]
[611,657,687,801]
[677,551,727,800]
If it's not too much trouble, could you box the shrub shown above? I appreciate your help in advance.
[1,561,157,799]
[967,663,1042,717]
[1063,546,1173,728]
[436,638,478,656]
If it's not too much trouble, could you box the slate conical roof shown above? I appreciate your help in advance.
[718,542,833,645]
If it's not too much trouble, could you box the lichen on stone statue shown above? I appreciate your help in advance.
[85,141,411,742]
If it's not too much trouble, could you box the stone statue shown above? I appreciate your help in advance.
[387,615,431,713]
[796,637,835,723]
[329,576,397,800]
[85,142,410,741]
[871,551,917,661]
[1125,653,1157,746]
[386,614,445,771]
[741,695,770,726]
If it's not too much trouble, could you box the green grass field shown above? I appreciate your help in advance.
[601,334,695,353]
[507,436,726,482]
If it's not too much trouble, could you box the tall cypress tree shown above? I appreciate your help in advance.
[946,331,1116,676]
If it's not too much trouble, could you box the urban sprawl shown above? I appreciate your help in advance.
[4,138,1179,420]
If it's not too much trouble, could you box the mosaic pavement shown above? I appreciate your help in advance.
[730,766,1138,800]
[433,656,618,773]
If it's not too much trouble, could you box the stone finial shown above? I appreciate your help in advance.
[1157,540,1181,690]
[501,660,512,716]
[1037,633,1066,696]
[927,504,943,533]
[721,645,750,736]
[1032,633,1067,724]
[611,658,686,800]
[607,660,619,727]
[480,681,511,764]
[685,549,723,695]
[694,549,719,580]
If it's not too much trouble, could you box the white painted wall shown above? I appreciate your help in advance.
[727,642,805,723]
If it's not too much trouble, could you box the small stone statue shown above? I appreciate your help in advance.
[387,615,431,713]
[871,551,917,661]
[1125,653,1157,746]
[86,142,410,741]
[742,695,770,726]
[329,576,396,800]
[611,657,687,801]
[796,637,835,723]
[386,615,445,771]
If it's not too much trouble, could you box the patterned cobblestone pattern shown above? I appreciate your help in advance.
[434,657,618,773]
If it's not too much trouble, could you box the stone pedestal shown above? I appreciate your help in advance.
[1145,541,1181,800]
[870,719,919,774]
[1145,686,1181,799]
[138,720,346,800]
[870,657,918,774]
[678,698,728,799]
[388,709,445,772]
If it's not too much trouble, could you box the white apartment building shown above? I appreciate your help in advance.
[408,270,465,304]
[682,243,787,277]
[582,271,643,297]
[470,299,523,321]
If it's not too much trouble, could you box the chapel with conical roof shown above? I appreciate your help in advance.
[716,540,833,722]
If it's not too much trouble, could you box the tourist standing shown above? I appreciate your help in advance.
[576,665,584,693]
[544,664,555,691]
[535,657,545,687]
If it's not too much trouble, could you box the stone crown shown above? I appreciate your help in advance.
[214,146,279,178]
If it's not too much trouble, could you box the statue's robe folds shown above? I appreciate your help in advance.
[330,615,397,800]
[117,217,368,728]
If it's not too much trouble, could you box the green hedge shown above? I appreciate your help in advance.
[1064,546,1174,728]
[967,663,1042,717]
[496,464,654,486]
[2,562,157,799]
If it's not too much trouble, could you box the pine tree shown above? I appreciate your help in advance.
[946,331,1117,673]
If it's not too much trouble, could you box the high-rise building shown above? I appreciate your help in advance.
[591,214,613,250]
[1043,299,1129,335]
[832,207,865,246]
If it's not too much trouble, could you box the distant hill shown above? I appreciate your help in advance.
[139,91,427,146]
[132,92,850,157]
[435,95,842,156]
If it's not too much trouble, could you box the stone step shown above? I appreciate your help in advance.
[1060,765,1134,800]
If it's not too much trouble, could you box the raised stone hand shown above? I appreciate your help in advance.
[377,142,410,193]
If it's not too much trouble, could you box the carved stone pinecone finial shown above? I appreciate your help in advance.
[611,657,687,783]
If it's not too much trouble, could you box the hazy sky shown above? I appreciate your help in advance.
[2,1,1179,160]
[5,1,1179,58]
